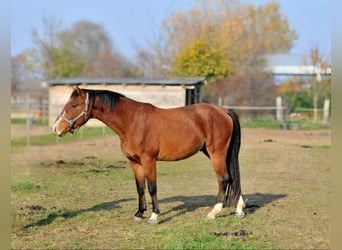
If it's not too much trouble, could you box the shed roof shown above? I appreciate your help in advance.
[46,77,205,86]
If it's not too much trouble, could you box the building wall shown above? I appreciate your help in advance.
[49,84,186,126]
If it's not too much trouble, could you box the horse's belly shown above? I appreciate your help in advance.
[157,137,204,161]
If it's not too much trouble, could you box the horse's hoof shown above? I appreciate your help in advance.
[148,219,158,225]
[235,211,245,218]
[206,214,215,220]
[147,212,159,224]
[133,216,144,222]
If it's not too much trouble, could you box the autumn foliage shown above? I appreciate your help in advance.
[156,0,297,82]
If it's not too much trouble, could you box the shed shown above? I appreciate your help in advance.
[47,77,205,126]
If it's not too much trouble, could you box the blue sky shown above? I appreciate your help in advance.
[11,0,331,59]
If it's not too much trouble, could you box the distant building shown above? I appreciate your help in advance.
[47,77,205,126]
[265,54,331,77]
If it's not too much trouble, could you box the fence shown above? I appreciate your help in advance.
[11,94,330,147]
[222,97,330,123]
[222,97,285,120]
[11,93,49,124]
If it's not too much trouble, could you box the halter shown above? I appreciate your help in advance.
[58,92,89,134]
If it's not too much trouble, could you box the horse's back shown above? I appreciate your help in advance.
[149,103,232,161]
[185,103,233,143]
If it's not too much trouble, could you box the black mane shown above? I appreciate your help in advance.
[71,89,124,112]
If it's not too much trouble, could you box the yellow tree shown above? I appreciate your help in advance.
[243,1,297,54]
[173,39,232,82]
[157,0,297,83]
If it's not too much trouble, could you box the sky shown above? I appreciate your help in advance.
[11,0,331,59]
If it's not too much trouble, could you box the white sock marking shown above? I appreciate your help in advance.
[149,212,159,224]
[207,202,223,219]
[235,195,246,217]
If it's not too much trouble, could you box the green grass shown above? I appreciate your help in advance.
[11,179,49,193]
[241,118,331,130]
[11,118,49,125]
[11,153,268,249]
[11,128,331,249]
[11,126,116,149]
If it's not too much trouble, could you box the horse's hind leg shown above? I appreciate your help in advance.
[206,152,229,219]
[235,195,246,218]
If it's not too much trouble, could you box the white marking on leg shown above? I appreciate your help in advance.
[206,202,223,219]
[148,212,159,224]
[235,195,246,218]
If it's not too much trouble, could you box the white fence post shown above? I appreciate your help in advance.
[218,97,223,106]
[323,99,330,122]
[26,93,31,147]
[276,96,283,121]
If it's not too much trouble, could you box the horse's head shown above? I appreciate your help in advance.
[53,86,90,136]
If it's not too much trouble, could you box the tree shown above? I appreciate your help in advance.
[135,0,297,83]
[29,16,65,79]
[58,19,139,77]
[304,46,331,122]
[173,39,232,82]
[277,47,331,118]
[24,17,139,79]
[83,48,141,77]
[210,65,275,109]
[277,77,305,113]
[11,56,26,94]
[134,32,173,77]
[243,1,297,54]
[278,76,331,117]
[11,54,38,95]
[48,46,84,78]
[58,20,112,65]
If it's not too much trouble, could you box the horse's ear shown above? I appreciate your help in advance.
[75,85,85,97]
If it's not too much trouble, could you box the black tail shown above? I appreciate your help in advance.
[225,109,242,207]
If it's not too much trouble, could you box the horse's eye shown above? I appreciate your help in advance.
[71,103,78,108]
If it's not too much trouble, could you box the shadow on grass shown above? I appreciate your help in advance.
[24,198,134,229]
[158,193,287,224]
[23,193,286,227]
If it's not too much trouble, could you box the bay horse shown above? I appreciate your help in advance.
[53,86,246,224]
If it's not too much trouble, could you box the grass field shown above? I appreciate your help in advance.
[11,125,331,249]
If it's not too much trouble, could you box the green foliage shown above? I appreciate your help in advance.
[23,18,139,79]
[159,0,297,80]
[278,77,331,113]
[47,46,84,78]
[173,39,232,82]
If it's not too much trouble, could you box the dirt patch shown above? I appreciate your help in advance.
[11,135,122,169]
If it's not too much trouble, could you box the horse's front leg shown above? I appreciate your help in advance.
[130,160,147,221]
[143,157,160,224]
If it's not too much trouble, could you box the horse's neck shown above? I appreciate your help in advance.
[91,97,139,140]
